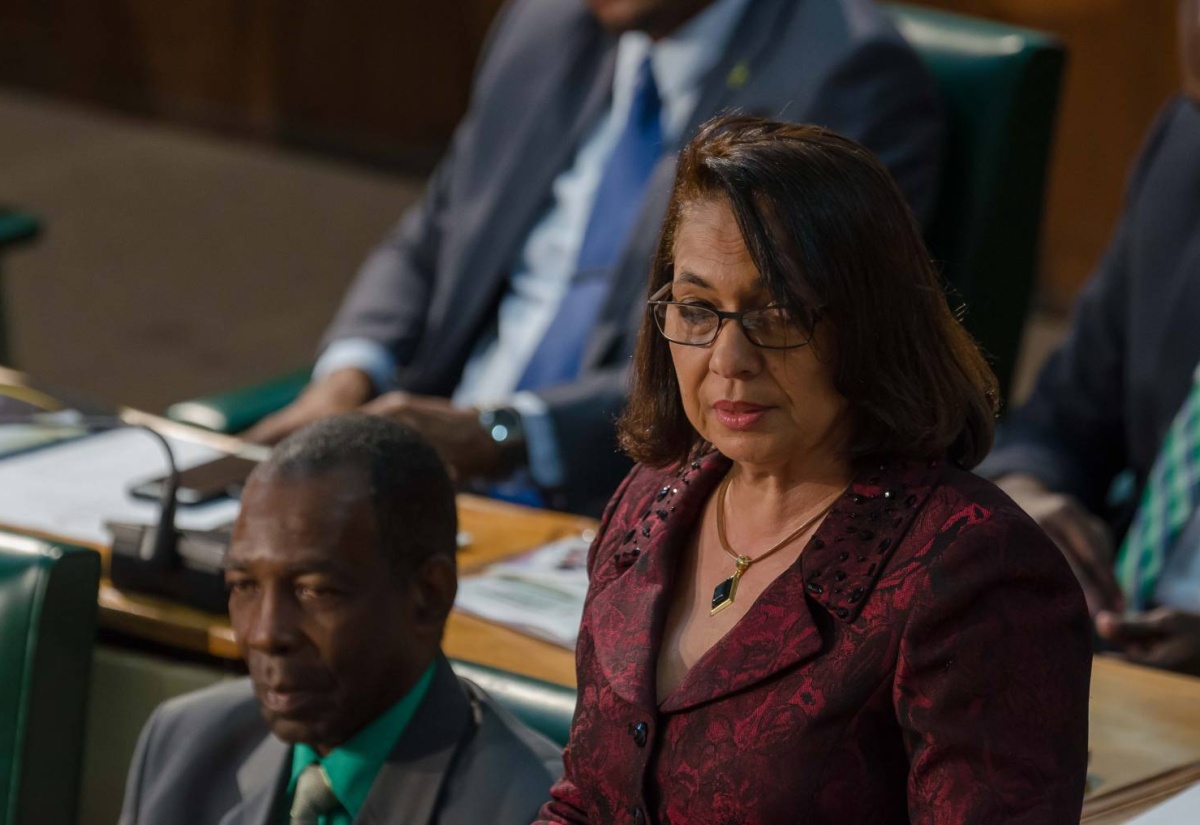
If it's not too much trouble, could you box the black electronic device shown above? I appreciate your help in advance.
[129,454,255,506]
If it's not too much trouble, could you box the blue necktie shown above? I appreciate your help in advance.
[517,56,664,391]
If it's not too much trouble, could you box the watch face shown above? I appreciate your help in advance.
[480,408,523,444]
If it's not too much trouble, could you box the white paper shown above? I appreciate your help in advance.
[1127,781,1200,824]
[0,428,241,547]
[454,535,591,649]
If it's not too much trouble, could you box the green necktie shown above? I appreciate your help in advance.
[1115,367,1200,609]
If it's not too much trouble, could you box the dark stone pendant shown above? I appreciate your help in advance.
[711,575,737,615]
[710,556,751,616]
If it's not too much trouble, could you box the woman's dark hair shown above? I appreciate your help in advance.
[618,115,997,470]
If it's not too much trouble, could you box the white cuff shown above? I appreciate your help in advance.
[313,339,398,394]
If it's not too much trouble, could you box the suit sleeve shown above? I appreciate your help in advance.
[895,510,1092,823]
[117,705,163,825]
[804,35,944,228]
[978,99,1179,510]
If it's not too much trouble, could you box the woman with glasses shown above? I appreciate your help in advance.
[537,116,1091,824]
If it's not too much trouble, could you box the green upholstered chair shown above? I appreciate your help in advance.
[166,6,1064,432]
[0,531,100,825]
[885,3,1065,404]
[0,210,40,366]
[449,659,575,746]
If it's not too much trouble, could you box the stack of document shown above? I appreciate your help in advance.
[1126,781,1200,823]
[455,535,591,649]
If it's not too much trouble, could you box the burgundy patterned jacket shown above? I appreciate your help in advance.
[537,453,1091,825]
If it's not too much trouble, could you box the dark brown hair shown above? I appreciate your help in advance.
[618,115,997,470]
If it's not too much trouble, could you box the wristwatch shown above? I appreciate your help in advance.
[477,406,528,475]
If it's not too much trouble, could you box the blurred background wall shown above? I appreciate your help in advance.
[0,0,1182,408]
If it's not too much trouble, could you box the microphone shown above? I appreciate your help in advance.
[0,410,232,612]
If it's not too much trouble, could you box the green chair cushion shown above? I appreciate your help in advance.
[0,531,100,825]
[448,659,575,747]
[166,368,310,433]
[0,212,39,249]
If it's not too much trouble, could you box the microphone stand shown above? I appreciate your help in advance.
[0,411,233,613]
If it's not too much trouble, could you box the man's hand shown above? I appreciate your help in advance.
[243,368,374,445]
[359,392,504,480]
[1096,608,1200,675]
[996,473,1124,615]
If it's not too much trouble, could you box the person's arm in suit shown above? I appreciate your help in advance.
[979,98,1180,613]
[896,504,1092,823]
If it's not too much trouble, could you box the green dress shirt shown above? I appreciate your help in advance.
[284,663,436,824]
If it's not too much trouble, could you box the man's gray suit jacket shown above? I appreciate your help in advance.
[323,0,945,515]
[118,657,563,825]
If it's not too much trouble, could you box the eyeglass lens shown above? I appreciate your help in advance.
[654,303,810,348]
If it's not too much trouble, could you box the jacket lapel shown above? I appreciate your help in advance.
[585,453,727,710]
[218,734,289,825]
[678,0,794,139]
[353,657,475,825]
[656,458,944,714]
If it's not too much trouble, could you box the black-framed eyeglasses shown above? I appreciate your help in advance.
[646,283,817,349]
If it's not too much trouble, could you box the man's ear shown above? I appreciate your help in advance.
[407,555,458,631]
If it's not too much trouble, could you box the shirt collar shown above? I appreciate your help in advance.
[287,662,436,819]
[612,0,753,140]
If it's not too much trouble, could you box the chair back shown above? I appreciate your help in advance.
[885,3,1066,403]
[0,212,41,366]
[0,531,99,825]
[450,659,576,747]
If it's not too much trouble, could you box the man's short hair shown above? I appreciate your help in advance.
[259,413,457,576]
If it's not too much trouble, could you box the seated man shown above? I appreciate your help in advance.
[119,415,561,824]
[981,0,1200,675]
[246,0,943,516]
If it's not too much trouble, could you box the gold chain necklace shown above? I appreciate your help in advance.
[710,473,844,616]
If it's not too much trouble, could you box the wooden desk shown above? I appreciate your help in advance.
[1083,657,1200,821]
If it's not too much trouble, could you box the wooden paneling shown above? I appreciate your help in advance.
[0,0,505,170]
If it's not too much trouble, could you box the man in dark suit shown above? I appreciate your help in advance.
[247,0,943,515]
[119,415,561,824]
[982,0,1200,675]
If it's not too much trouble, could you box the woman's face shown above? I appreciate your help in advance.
[668,198,850,475]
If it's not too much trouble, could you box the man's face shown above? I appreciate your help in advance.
[587,0,716,38]
[226,468,436,753]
